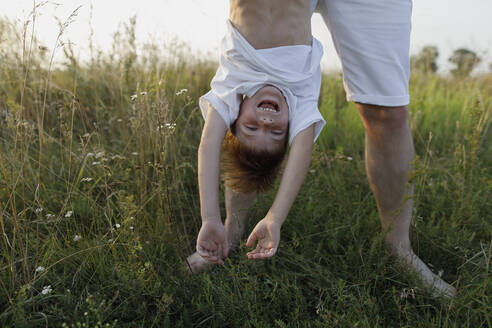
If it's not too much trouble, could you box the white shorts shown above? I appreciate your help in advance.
[316,0,412,107]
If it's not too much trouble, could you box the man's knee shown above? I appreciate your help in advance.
[356,103,409,135]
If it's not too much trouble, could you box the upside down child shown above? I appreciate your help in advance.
[186,0,324,272]
[186,0,456,299]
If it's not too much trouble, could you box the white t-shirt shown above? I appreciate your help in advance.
[199,20,325,145]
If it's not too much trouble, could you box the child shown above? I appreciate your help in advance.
[187,0,324,273]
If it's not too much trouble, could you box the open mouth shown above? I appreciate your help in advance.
[257,100,279,113]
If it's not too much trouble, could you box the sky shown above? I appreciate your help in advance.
[3,0,492,73]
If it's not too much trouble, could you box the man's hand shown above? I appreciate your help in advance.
[246,218,281,259]
[196,220,229,265]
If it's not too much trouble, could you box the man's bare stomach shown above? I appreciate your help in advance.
[229,0,312,49]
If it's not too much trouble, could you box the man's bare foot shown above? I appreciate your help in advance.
[186,252,217,274]
[395,247,457,298]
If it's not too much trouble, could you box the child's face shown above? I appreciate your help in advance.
[235,85,289,151]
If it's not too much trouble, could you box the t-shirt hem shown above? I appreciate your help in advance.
[347,94,410,107]
[289,118,326,145]
[199,92,231,128]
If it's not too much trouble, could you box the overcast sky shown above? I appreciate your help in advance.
[3,0,492,73]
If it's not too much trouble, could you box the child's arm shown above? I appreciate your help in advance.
[196,107,229,264]
[246,124,314,259]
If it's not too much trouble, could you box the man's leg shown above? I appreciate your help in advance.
[187,186,255,273]
[357,103,456,297]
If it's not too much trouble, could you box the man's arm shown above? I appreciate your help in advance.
[246,125,314,259]
[196,107,229,264]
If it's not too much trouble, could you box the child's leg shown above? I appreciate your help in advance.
[187,186,255,273]
[224,186,255,250]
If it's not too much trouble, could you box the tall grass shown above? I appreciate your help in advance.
[0,13,490,327]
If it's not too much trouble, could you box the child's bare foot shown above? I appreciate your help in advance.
[186,252,217,274]
[395,247,456,298]
[187,218,245,274]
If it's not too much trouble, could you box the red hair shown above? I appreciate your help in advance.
[221,128,287,193]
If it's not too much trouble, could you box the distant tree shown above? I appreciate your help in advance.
[449,48,481,77]
[411,46,439,73]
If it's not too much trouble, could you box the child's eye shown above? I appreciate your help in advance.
[272,131,283,136]
[246,126,257,131]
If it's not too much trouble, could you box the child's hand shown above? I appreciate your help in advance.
[196,221,229,265]
[246,218,281,259]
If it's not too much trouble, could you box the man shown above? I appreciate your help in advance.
[315,0,456,297]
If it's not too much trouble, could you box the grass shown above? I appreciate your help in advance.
[0,14,491,327]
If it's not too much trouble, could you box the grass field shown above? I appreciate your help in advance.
[0,17,491,327]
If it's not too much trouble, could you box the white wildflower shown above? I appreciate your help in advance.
[35,266,46,273]
[92,161,101,166]
[115,223,121,229]
[131,152,138,156]
[35,207,43,214]
[65,211,73,218]
[130,94,138,101]
[117,118,123,122]
[176,89,188,96]
[73,235,82,242]
[82,133,90,138]
[140,91,147,96]
[46,214,54,219]
[81,177,93,182]
[400,287,415,299]
[130,226,134,230]
[87,152,94,157]
[41,285,53,295]
[347,156,353,161]
[158,123,176,131]
[95,151,105,159]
